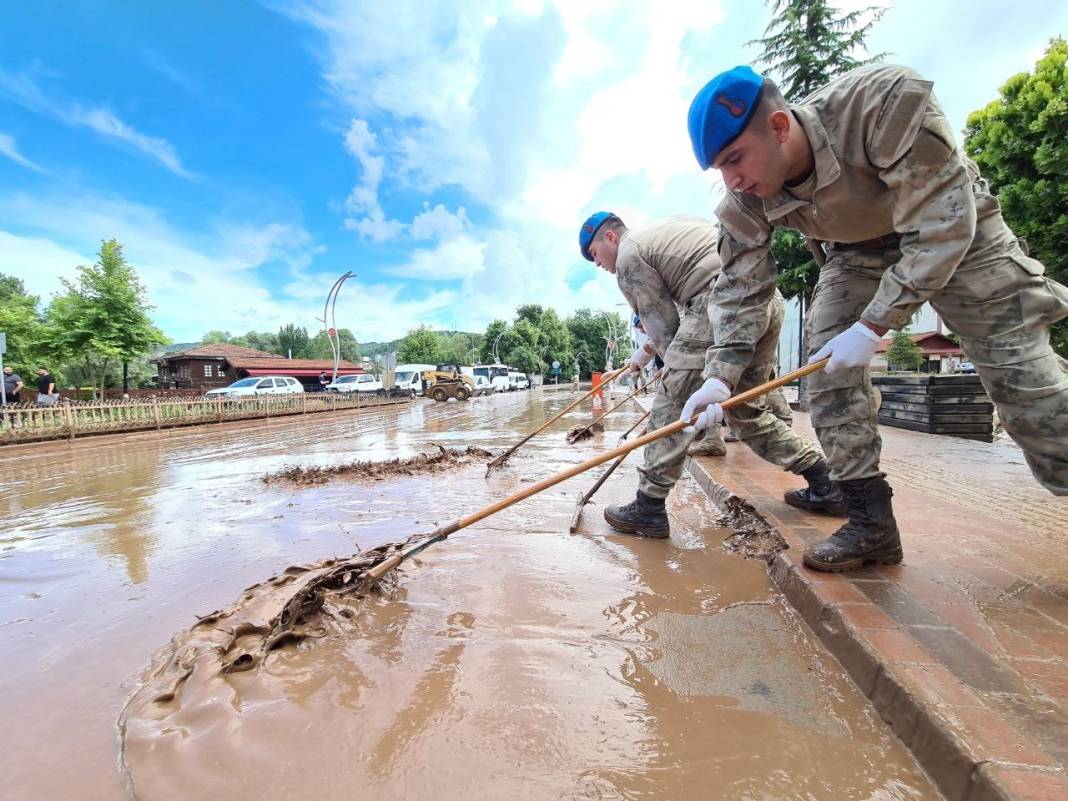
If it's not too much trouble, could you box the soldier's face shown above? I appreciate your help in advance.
[589,232,619,274]
[713,118,790,198]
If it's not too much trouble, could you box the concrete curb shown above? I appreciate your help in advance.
[685,456,1068,801]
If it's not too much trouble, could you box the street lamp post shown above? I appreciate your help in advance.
[492,330,506,364]
[316,270,356,383]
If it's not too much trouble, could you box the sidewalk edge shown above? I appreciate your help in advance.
[685,456,1068,801]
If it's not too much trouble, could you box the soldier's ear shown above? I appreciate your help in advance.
[768,109,791,144]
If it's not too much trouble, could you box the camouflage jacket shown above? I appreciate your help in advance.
[616,216,720,358]
[708,64,991,386]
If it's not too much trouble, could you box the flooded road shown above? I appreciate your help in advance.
[1,390,941,800]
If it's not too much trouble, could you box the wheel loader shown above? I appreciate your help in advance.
[422,363,475,402]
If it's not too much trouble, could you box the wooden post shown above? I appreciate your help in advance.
[217,398,224,422]
[152,397,161,430]
[63,402,76,441]
[301,394,307,414]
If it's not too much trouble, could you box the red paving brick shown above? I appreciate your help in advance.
[685,413,1068,801]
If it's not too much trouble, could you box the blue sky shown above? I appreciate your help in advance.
[1,1,1066,343]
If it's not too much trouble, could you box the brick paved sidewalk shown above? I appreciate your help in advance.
[686,414,1068,801]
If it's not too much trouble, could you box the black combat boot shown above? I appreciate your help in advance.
[802,476,903,572]
[784,459,847,517]
[604,490,670,539]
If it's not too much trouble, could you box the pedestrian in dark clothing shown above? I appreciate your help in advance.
[3,366,23,404]
[318,371,329,392]
[36,367,56,406]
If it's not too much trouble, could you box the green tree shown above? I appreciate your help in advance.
[748,0,886,102]
[306,328,358,363]
[278,323,310,358]
[0,272,45,377]
[534,308,574,376]
[886,330,923,371]
[397,325,445,364]
[480,320,509,363]
[41,240,166,396]
[748,0,885,400]
[241,330,282,355]
[566,308,627,379]
[965,37,1068,356]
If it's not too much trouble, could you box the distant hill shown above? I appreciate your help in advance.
[160,341,199,354]
[358,331,481,358]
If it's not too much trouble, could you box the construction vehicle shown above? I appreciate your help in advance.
[422,363,476,402]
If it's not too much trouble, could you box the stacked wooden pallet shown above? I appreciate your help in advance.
[871,373,994,442]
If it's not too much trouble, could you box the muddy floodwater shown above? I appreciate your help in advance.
[1,390,942,800]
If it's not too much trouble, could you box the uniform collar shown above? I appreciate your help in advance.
[760,104,842,222]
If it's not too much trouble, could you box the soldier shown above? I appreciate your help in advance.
[579,212,838,538]
[683,64,1068,571]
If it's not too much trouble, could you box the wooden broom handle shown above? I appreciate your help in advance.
[486,366,628,466]
[369,359,824,578]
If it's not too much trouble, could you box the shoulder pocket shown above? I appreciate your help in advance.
[868,77,934,168]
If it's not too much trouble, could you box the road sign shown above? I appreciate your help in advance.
[551,360,560,369]
[0,332,6,354]
[327,328,337,337]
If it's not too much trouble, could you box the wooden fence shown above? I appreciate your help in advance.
[0,392,411,445]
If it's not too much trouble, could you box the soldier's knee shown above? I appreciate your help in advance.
[808,375,878,429]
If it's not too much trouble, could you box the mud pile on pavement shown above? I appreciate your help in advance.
[265,445,494,484]
[713,491,787,562]
[566,424,595,444]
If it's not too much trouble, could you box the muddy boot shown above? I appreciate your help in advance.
[723,423,738,443]
[802,477,903,572]
[687,427,726,457]
[783,459,847,517]
[604,490,670,539]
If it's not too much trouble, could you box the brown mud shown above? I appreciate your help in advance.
[264,444,493,484]
[2,393,942,801]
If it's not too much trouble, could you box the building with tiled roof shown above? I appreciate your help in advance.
[152,343,363,390]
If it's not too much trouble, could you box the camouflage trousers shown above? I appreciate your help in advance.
[639,290,823,499]
[807,222,1068,494]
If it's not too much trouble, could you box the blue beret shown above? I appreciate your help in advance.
[687,65,764,170]
[579,211,617,261]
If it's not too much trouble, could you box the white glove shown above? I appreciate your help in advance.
[809,321,882,374]
[628,346,654,373]
[680,377,731,433]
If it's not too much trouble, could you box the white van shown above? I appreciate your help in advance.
[393,363,436,397]
[474,364,511,393]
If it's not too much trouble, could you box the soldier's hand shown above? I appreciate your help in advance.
[809,321,882,374]
[628,346,654,374]
[680,378,731,432]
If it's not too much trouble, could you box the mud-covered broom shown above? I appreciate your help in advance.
[568,407,652,532]
[566,372,661,444]
[485,366,627,473]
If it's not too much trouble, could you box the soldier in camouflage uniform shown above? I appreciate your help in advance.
[579,212,833,538]
[685,64,1068,570]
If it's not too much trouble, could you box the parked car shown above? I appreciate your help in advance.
[507,370,530,391]
[472,375,493,396]
[205,376,304,398]
[326,374,385,395]
[957,361,976,374]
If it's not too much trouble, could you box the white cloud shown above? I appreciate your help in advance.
[142,48,198,95]
[342,118,404,239]
[0,190,321,340]
[409,203,469,240]
[389,234,486,280]
[0,67,194,179]
[0,131,48,173]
